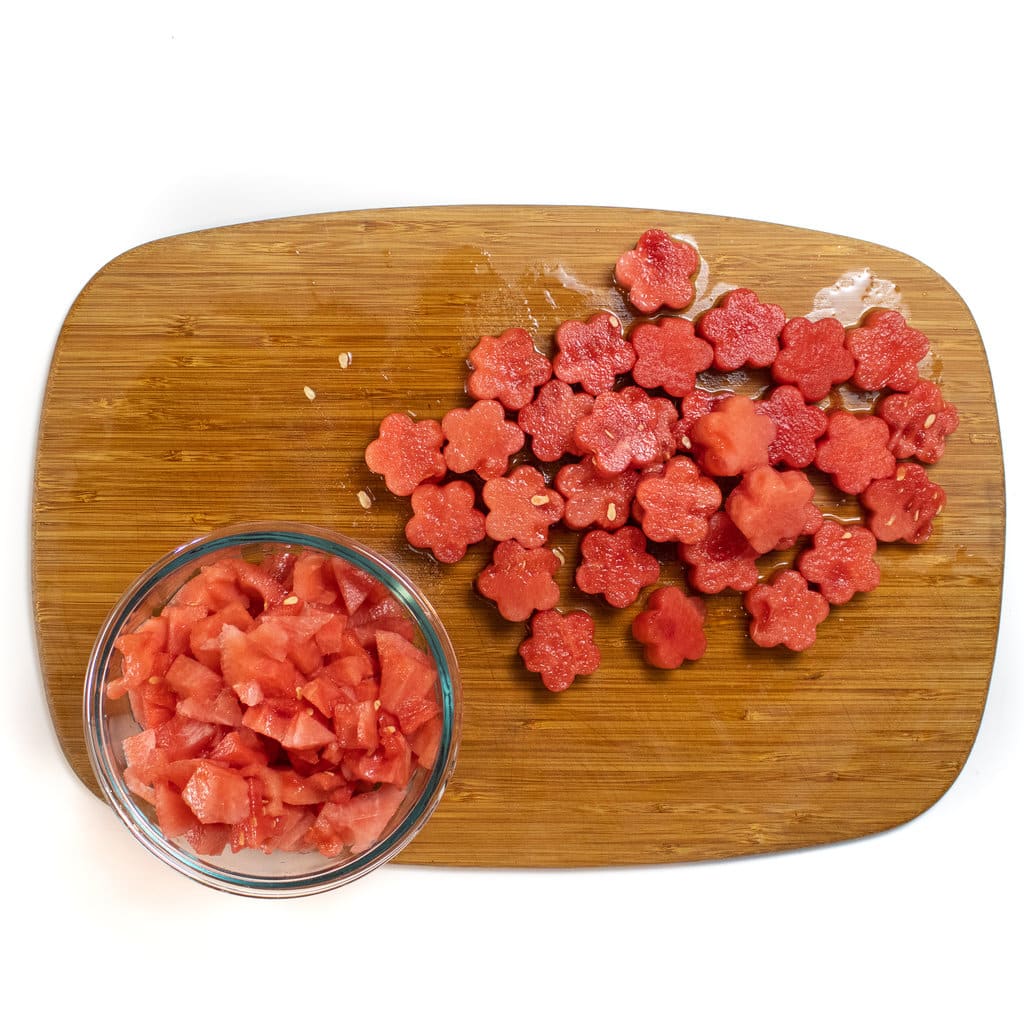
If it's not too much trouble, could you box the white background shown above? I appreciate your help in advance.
[3,2,1020,1020]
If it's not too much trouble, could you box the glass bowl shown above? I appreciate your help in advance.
[83,521,461,898]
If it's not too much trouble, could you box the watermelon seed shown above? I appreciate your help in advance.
[531,495,550,506]
[303,385,316,401]
[283,595,299,606]
[923,413,937,428]
[607,502,617,521]
[357,490,373,510]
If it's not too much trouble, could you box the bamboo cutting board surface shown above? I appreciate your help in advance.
[33,206,1003,866]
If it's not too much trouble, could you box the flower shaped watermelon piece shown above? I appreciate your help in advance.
[632,456,722,544]
[772,316,855,402]
[518,609,601,693]
[553,312,635,395]
[861,463,946,544]
[846,309,930,392]
[690,394,777,478]
[518,379,595,463]
[757,385,829,469]
[680,510,759,594]
[629,316,713,398]
[405,481,486,563]
[573,385,678,477]
[744,570,830,652]
[697,288,786,372]
[725,465,823,554]
[476,540,560,622]
[673,389,726,454]
[614,229,700,314]
[555,457,639,531]
[482,464,565,549]
[814,410,896,495]
[467,327,552,411]
[631,586,708,668]
[797,521,881,605]
[878,381,959,463]
[575,526,660,608]
[364,412,446,497]
[442,399,525,480]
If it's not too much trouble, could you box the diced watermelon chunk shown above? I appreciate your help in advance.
[291,553,341,605]
[154,780,200,838]
[306,784,407,857]
[377,630,441,735]
[165,654,223,701]
[181,762,250,825]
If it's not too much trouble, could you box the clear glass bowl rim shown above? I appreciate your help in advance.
[83,520,461,898]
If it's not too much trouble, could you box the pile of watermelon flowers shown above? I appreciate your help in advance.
[364,229,957,692]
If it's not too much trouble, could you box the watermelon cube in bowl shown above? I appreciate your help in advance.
[83,521,461,898]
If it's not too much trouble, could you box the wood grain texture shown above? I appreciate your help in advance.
[33,206,1004,866]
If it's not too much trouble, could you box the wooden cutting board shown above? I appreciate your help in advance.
[33,206,1004,867]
